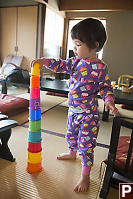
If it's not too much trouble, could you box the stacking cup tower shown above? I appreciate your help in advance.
[27,63,42,173]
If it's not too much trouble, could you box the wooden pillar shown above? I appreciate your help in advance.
[36,3,46,58]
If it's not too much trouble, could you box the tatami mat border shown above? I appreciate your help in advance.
[44,100,66,114]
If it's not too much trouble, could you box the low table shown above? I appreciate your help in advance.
[102,89,133,121]
[1,79,29,94]
[40,78,133,121]
[40,78,69,94]
[113,89,133,105]
[0,119,18,162]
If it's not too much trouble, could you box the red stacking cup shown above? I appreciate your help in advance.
[28,141,42,153]
[30,76,40,89]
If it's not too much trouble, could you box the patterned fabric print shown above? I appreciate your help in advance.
[44,57,114,111]
[43,57,114,167]
[68,59,114,109]
[66,109,100,167]
[66,110,79,152]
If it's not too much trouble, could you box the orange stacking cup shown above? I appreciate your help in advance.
[27,162,42,173]
[30,76,40,89]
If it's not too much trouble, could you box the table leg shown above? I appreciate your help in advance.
[1,80,7,94]
[28,86,30,93]
[0,129,15,162]
[102,104,110,121]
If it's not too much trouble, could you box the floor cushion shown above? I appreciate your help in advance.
[104,136,133,170]
[121,104,133,110]
[46,91,68,98]
[0,94,29,117]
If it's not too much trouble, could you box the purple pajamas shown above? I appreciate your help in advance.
[41,57,114,168]
[66,109,100,167]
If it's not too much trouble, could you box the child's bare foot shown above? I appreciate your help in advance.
[57,153,76,160]
[74,174,90,192]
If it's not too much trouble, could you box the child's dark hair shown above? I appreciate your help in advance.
[71,18,107,52]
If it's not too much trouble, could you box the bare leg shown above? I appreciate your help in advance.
[74,166,91,192]
[57,150,77,160]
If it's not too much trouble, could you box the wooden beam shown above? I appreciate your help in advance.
[0,0,38,7]
[59,0,133,11]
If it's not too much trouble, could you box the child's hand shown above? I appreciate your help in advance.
[105,101,119,117]
[31,59,44,68]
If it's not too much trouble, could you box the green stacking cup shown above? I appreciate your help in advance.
[29,120,41,132]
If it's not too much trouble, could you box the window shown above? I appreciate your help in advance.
[44,7,64,58]
[67,20,81,58]
[67,19,106,59]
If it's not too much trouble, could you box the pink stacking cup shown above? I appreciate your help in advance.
[28,141,42,153]
[30,88,40,99]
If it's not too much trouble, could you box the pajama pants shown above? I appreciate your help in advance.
[66,109,100,167]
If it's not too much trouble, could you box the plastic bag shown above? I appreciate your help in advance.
[6,68,30,84]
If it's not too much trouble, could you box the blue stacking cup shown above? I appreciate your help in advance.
[28,131,42,143]
[29,109,41,121]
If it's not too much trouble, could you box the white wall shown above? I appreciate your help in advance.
[66,11,133,81]
[0,6,37,71]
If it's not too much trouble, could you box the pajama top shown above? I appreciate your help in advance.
[43,57,114,113]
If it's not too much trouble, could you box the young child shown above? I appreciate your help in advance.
[31,18,118,192]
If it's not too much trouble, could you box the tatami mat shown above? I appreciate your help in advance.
[41,106,68,135]
[0,126,108,199]
[60,98,133,120]
[10,89,133,126]
[10,92,67,125]
[28,105,131,146]
[1,88,129,198]
[0,85,28,96]
[25,105,112,146]
[40,105,112,145]
[0,97,123,198]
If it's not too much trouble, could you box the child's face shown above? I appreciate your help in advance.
[72,39,97,59]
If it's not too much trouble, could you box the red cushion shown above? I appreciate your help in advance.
[46,91,68,98]
[0,94,29,117]
[121,104,133,110]
[104,136,133,170]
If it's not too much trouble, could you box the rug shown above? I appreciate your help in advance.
[0,126,107,199]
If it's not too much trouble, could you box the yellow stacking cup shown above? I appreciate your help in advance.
[31,63,40,76]
[27,151,42,164]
